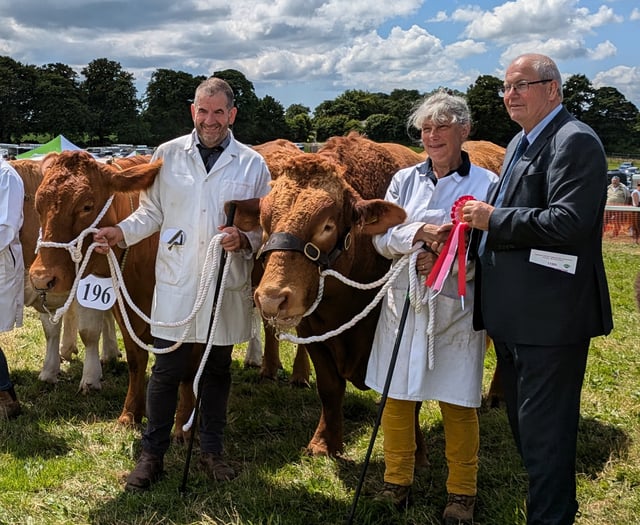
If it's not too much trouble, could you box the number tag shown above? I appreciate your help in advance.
[77,275,116,310]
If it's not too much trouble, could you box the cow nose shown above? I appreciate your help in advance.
[31,274,56,292]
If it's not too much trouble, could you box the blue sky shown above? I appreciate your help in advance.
[0,0,638,113]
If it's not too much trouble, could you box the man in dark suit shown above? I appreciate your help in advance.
[462,54,613,524]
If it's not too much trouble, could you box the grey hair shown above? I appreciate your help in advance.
[407,90,471,130]
[194,77,235,109]
[514,54,563,100]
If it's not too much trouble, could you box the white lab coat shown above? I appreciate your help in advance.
[365,161,497,407]
[118,130,271,344]
[0,159,24,333]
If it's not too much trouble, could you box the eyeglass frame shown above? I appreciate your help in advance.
[499,79,553,97]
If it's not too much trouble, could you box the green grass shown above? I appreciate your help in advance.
[1,240,639,524]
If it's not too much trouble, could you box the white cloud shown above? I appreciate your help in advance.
[594,65,640,107]
[631,8,640,21]
[588,40,617,60]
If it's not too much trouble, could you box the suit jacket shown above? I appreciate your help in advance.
[473,107,613,345]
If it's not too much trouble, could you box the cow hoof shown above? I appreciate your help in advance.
[289,376,311,388]
[38,371,60,384]
[60,345,79,362]
[117,411,138,426]
[78,380,103,394]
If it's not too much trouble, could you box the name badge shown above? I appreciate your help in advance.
[529,249,577,275]
[77,275,117,310]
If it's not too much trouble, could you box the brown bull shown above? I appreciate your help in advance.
[246,134,415,456]
[28,151,198,435]
[12,158,119,392]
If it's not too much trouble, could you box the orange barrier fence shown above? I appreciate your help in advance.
[603,205,640,243]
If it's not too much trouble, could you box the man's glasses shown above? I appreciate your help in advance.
[499,79,552,97]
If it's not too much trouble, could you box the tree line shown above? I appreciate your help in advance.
[1,55,639,154]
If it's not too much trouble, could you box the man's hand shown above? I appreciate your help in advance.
[462,200,494,231]
[218,225,248,252]
[93,226,124,254]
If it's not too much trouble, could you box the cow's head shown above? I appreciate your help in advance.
[29,151,162,307]
[249,154,405,331]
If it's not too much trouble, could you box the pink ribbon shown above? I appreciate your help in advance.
[425,195,474,305]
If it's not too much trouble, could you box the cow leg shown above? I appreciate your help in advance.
[174,343,201,444]
[306,343,346,456]
[76,306,106,393]
[413,401,428,468]
[59,300,79,362]
[244,308,263,369]
[38,313,63,384]
[100,309,121,362]
[290,345,311,388]
[259,322,282,380]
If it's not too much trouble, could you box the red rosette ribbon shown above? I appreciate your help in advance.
[425,195,475,307]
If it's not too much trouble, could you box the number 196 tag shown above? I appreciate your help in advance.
[77,275,116,310]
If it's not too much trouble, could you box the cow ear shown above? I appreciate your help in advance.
[355,199,407,235]
[104,159,163,193]
[227,198,261,231]
[40,152,59,174]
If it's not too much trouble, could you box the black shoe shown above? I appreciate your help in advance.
[125,450,164,491]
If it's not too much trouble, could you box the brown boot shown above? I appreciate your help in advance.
[199,452,236,481]
[0,388,21,419]
[374,482,412,510]
[125,450,164,492]
[442,493,476,524]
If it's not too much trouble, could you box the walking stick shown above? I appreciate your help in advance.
[346,289,412,524]
[180,202,237,495]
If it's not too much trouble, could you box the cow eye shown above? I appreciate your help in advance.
[82,203,94,213]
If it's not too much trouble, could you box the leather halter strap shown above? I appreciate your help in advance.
[257,230,352,270]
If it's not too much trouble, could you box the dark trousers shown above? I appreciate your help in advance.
[0,347,13,391]
[142,339,233,457]
[493,339,589,525]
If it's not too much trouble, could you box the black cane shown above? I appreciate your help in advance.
[346,289,412,524]
[180,202,237,495]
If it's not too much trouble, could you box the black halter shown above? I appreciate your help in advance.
[257,230,352,270]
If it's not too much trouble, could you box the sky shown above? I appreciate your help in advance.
[1,0,639,114]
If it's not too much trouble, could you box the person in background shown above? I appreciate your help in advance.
[0,158,25,420]
[94,77,271,491]
[605,175,630,236]
[630,182,640,242]
[366,91,497,524]
[462,53,613,525]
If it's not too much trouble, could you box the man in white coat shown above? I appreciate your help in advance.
[365,92,497,524]
[0,158,24,419]
[94,77,271,491]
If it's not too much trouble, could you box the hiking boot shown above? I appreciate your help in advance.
[125,450,164,492]
[199,452,237,481]
[374,482,412,510]
[442,493,476,524]
[0,388,21,420]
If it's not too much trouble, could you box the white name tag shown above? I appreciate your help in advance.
[76,275,117,310]
[529,249,577,275]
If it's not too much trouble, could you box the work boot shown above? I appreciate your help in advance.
[199,452,237,481]
[442,493,476,524]
[0,387,21,419]
[374,482,412,510]
[125,450,164,492]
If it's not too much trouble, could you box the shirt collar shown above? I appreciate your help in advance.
[524,104,562,145]
[419,149,471,185]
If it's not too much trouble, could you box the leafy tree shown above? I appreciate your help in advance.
[562,74,595,121]
[0,56,37,141]
[31,63,89,144]
[313,114,352,141]
[254,95,290,143]
[81,58,139,144]
[142,69,204,145]
[212,69,260,144]
[287,113,313,143]
[585,86,640,154]
[285,104,310,120]
[466,75,518,146]
[365,113,403,143]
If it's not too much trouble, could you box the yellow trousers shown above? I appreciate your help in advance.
[382,397,478,496]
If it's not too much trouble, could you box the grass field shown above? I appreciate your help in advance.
[1,240,639,525]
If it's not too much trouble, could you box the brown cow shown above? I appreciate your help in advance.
[28,151,197,435]
[244,134,506,456]
[12,158,119,392]
[248,134,413,456]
